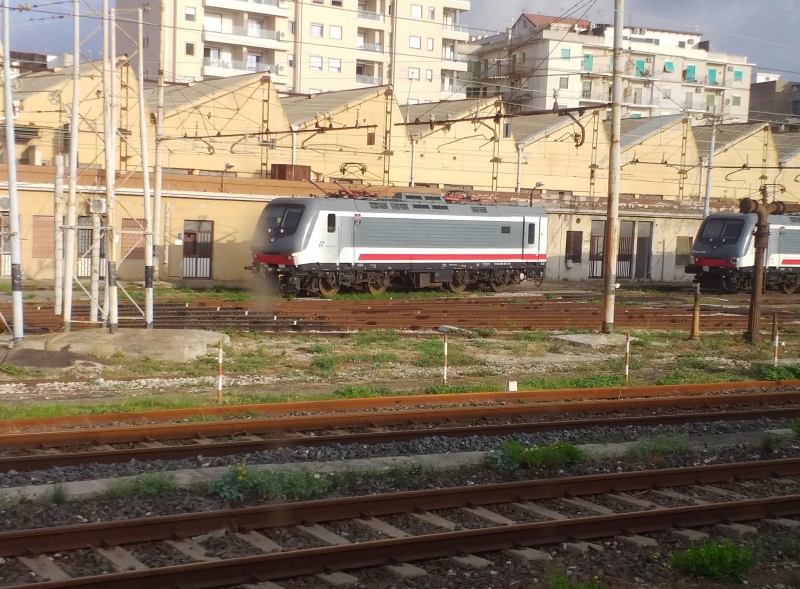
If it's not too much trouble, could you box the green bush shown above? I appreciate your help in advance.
[39,484,69,505]
[210,463,332,501]
[354,330,401,346]
[754,363,800,381]
[520,374,624,390]
[306,343,333,355]
[670,541,754,583]
[311,355,338,372]
[516,330,548,342]
[104,472,177,498]
[791,419,800,435]
[487,439,585,472]
[472,327,498,337]
[332,385,394,398]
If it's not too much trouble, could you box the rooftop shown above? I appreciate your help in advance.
[281,86,388,127]
[144,72,269,113]
[602,114,686,150]
[510,112,576,146]
[772,131,800,164]
[522,13,591,30]
[693,122,766,159]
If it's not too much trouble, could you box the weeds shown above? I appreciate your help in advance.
[306,343,333,355]
[669,540,754,583]
[415,339,483,367]
[791,419,800,435]
[332,385,394,398]
[0,492,16,511]
[754,363,800,381]
[311,355,338,372]
[627,434,691,459]
[520,374,624,390]
[354,330,401,347]
[516,330,548,342]
[104,472,177,498]
[777,538,800,557]
[550,576,600,589]
[39,484,69,505]
[472,327,498,337]
[486,439,585,472]
[209,463,332,501]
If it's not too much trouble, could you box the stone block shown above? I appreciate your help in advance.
[565,542,604,555]
[764,518,800,529]
[617,535,659,548]
[18,556,71,581]
[96,547,149,572]
[513,502,568,520]
[715,523,758,537]
[297,524,351,546]
[673,529,709,542]
[507,548,553,563]
[462,506,516,526]
[452,554,492,569]
[317,572,359,586]
[386,563,428,579]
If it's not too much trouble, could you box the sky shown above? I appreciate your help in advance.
[5,0,799,82]
[463,0,800,81]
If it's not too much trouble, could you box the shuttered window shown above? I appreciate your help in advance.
[565,230,583,264]
[675,236,693,267]
[32,215,55,258]
[122,218,145,260]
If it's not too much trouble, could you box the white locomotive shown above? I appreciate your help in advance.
[249,193,548,296]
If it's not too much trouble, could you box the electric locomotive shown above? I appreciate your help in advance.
[248,193,548,296]
[686,212,800,293]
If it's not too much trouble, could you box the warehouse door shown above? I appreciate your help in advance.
[182,220,213,279]
[77,216,106,279]
[635,221,653,279]
[617,221,635,279]
[589,220,605,278]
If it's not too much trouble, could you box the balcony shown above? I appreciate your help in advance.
[441,53,468,72]
[203,57,287,80]
[356,74,383,85]
[442,23,468,40]
[357,42,383,53]
[204,0,289,17]
[442,0,470,9]
[203,26,285,50]
[357,10,384,22]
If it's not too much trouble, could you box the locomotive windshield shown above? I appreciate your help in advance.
[264,204,305,236]
[699,219,744,244]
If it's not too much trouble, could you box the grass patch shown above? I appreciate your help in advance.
[777,538,800,557]
[104,472,177,498]
[224,348,274,373]
[627,434,691,459]
[311,355,339,372]
[306,343,333,355]
[472,327,498,337]
[669,540,754,583]
[516,330,548,342]
[487,439,585,472]
[353,330,401,347]
[754,363,800,381]
[39,484,69,505]
[654,366,739,386]
[210,463,332,501]
[415,339,483,367]
[791,419,800,435]
[423,382,504,395]
[331,385,394,398]
[520,374,624,390]
[343,352,400,367]
[0,492,17,511]
[550,577,600,589]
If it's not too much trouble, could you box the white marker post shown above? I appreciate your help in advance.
[624,332,631,384]
[774,332,780,367]
[217,340,223,404]
[443,334,448,385]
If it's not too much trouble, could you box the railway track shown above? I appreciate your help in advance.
[2,458,799,588]
[6,296,795,333]
[2,387,799,473]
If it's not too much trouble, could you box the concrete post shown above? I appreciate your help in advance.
[90,212,101,322]
[138,8,154,328]
[53,155,65,316]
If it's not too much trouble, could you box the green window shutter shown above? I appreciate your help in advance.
[631,113,642,118]
[685,64,696,81]
[561,48,570,60]
[635,59,645,77]
[664,61,674,73]
[583,54,593,72]
[708,68,717,85]
[734,70,743,82]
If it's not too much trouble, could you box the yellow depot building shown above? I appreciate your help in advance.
[1,65,799,287]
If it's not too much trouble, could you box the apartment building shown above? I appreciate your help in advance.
[466,15,753,121]
[116,0,471,103]
[750,78,800,125]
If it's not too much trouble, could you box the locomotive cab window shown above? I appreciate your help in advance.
[699,219,744,244]
[501,226,511,234]
[528,223,536,244]
[327,213,336,233]
[266,204,305,236]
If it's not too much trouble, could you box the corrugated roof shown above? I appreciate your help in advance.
[400,98,491,125]
[692,122,765,159]
[144,72,268,113]
[605,114,685,150]
[773,131,800,164]
[510,113,571,146]
[282,86,387,127]
[14,60,104,96]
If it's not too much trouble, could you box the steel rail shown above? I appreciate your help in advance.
[5,497,800,588]
[3,457,800,558]
[3,401,800,473]
[3,379,798,433]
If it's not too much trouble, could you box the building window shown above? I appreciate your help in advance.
[288,54,294,67]
[684,91,693,109]
[330,25,342,39]
[185,42,195,56]
[204,13,222,32]
[732,95,741,107]
[427,38,434,51]
[582,80,591,99]
[561,48,570,60]
[312,0,323,3]
[332,0,343,5]
[410,4,422,18]
[565,231,582,264]
[185,6,196,21]
[428,6,435,19]
[408,67,420,79]
[329,58,341,72]
[501,226,511,234]
[662,88,671,99]
[794,100,800,116]
[426,69,433,81]
[734,69,743,82]
[309,55,322,70]
[503,122,511,138]
[122,218,146,260]
[367,131,376,145]
[409,36,421,49]
[310,23,323,37]
[32,215,55,258]
[327,214,336,233]
[675,236,692,267]
[663,60,674,73]
[559,77,568,89]
[289,21,295,34]
[678,41,686,48]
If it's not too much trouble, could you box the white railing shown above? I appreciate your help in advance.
[357,42,383,52]
[442,53,468,62]
[356,74,382,85]
[203,58,273,73]
[442,23,467,33]
[358,10,384,21]
[229,25,279,40]
[231,0,280,5]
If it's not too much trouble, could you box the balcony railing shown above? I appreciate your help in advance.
[356,74,382,85]
[357,42,383,52]
[441,53,468,62]
[441,79,466,93]
[228,25,279,39]
[358,10,384,21]
[203,57,273,73]
[442,23,467,32]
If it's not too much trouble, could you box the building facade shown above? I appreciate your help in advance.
[116,0,471,103]
[750,79,800,126]
[466,15,753,122]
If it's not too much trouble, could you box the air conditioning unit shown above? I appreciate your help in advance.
[0,197,9,211]
[277,64,286,74]
[279,30,287,40]
[278,0,287,6]
[695,87,703,94]
[724,98,731,105]
[90,198,107,214]
[727,66,734,72]
[645,57,653,63]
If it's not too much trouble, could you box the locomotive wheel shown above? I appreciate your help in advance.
[782,276,799,294]
[446,272,468,293]
[367,275,388,295]
[489,277,507,292]
[533,270,544,287]
[318,277,339,297]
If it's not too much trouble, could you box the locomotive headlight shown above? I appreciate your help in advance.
[689,256,694,265]
[730,257,738,265]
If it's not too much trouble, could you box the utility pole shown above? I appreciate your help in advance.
[53,154,64,316]
[602,0,624,334]
[62,0,80,332]
[515,144,523,193]
[153,0,165,281]
[138,8,154,328]
[3,0,24,344]
[97,0,110,325]
[106,4,119,333]
[702,104,717,218]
